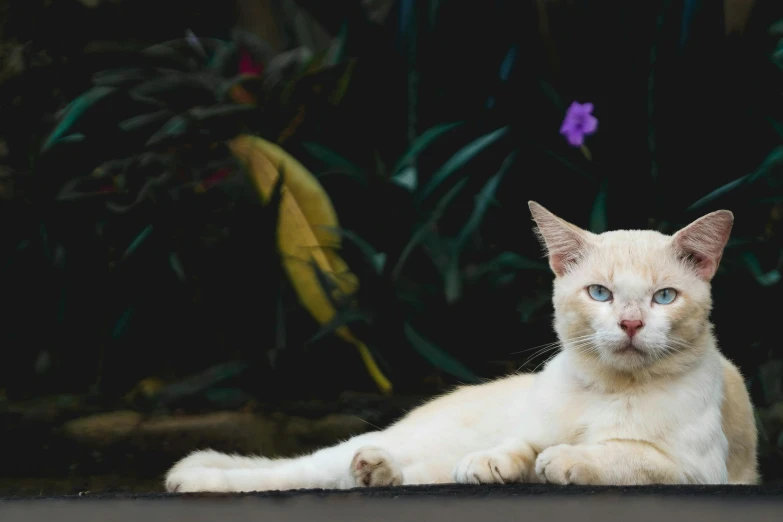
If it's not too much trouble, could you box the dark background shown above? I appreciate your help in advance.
[0,0,782,494]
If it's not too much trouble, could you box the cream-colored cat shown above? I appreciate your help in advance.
[165,202,758,492]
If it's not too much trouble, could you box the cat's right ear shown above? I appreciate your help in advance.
[528,201,592,277]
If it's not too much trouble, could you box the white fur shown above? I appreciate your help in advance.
[164,203,755,492]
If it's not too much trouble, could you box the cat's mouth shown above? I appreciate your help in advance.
[615,343,644,355]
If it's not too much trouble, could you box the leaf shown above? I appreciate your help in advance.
[130,75,219,112]
[170,252,186,281]
[112,307,134,338]
[392,122,463,176]
[189,104,260,122]
[154,361,250,406]
[392,177,469,279]
[589,180,609,233]
[416,126,508,203]
[742,252,782,286]
[92,68,150,88]
[687,175,748,211]
[302,142,362,175]
[319,226,384,275]
[688,146,783,210]
[471,252,550,281]
[42,86,116,151]
[228,135,392,394]
[404,323,478,383]
[445,151,517,303]
[119,110,175,133]
[747,146,783,184]
[391,167,417,191]
[498,44,517,82]
[52,133,86,144]
[307,308,374,345]
[145,115,189,146]
[122,225,153,260]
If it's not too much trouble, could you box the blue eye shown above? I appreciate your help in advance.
[587,285,612,302]
[653,288,677,305]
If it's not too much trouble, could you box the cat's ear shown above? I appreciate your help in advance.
[672,210,734,281]
[528,201,592,276]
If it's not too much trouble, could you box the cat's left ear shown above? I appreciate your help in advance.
[672,210,734,281]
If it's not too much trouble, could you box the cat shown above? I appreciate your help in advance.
[165,201,758,492]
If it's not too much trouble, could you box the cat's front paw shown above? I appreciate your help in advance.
[165,467,230,493]
[453,450,526,484]
[350,446,402,487]
[535,444,601,485]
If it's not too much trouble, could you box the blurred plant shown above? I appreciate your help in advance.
[14,26,401,395]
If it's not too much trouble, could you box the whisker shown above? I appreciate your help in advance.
[510,333,595,355]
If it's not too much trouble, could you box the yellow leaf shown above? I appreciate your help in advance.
[228,135,392,395]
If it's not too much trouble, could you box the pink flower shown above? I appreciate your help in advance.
[238,48,264,76]
[560,102,598,147]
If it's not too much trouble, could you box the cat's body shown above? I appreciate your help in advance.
[165,203,758,492]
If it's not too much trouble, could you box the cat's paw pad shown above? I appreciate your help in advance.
[453,450,526,484]
[350,446,402,487]
[535,444,600,485]
[165,467,230,493]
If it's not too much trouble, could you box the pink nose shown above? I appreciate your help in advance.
[620,320,644,337]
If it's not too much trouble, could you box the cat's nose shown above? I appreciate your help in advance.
[619,320,644,337]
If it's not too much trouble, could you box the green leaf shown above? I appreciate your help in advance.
[155,361,250,406]
[687,175,748,210]
[43,86,116,151]
[416,126,508,203]
[112,307,134,338]
[747,146,783,184]
[123,225,153,260]
[302,142,362,175]
[208,41,238,74]
[189,104,259,122]
[391,166,417,191]
[119,110,174,133]
[392,121,463,176]
[445,151,516,303]
[742,252,782,286]
[92,68,149,88]
[391,177,469,279]
[404,323,477,383]
[170,252,186,281]
[589,180,608,233]
[53,133,86,144]
[472,252,550,279]
[307,308,374,345]
[146,115,188,146]
[319,226,385,275]
[688,146,783,210]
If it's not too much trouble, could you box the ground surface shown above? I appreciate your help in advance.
[2,485,783,522]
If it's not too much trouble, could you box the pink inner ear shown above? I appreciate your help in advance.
[689,253,716,280]
[550,253,568,276]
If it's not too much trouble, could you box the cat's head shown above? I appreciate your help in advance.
[528,201,733,375]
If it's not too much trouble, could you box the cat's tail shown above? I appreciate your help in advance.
[165,432,383,492]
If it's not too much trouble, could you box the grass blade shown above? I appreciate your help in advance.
[416,126,508,203]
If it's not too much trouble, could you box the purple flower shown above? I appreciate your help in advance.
[560,102,598,147]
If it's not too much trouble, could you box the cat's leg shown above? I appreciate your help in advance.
[166,432,384,493]
[534,441,687,485]
[452,438,538,484]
